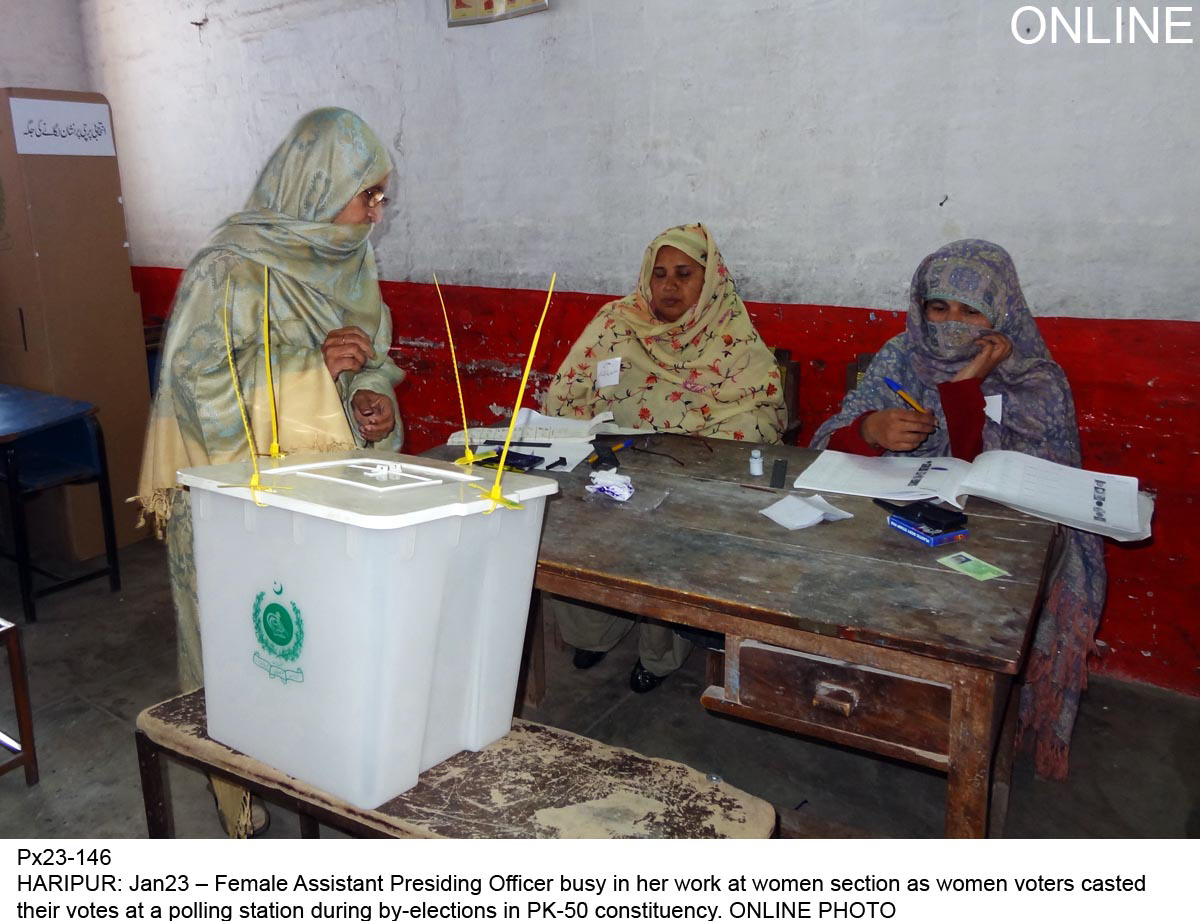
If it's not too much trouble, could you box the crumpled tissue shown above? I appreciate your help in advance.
[760,494,853,530]
[586,469,635,502]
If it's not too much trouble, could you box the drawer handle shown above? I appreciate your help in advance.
[811,681,858,716]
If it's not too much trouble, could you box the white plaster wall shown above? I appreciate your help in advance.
[77,0,1199,319]
[0,0,90,91]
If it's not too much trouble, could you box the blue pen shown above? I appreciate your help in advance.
[882,377,929,414]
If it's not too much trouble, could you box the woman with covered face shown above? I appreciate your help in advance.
[811,238,1106,779]
[136,108,406,834]
[544,223,785,693]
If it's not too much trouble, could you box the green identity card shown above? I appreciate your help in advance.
[937,551,1010,581]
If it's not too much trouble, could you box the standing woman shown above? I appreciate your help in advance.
[811,239,1105,779]
[136,108,406,833]
[544,223,785,692]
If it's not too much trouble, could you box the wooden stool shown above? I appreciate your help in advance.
[136,690,776,838]
[0,618,38,786]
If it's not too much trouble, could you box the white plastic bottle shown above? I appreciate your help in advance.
[749,449,764,476]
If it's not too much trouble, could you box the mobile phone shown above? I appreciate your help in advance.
[873,498,967,530]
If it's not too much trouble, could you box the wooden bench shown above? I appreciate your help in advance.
[135,690,776,838]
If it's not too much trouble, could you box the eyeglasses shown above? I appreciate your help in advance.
[361,187,390,208]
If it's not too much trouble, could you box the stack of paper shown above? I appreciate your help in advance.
[446,408,637,445]
[445,409,639,473]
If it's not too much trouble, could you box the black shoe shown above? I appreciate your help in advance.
[573,648,607,670]
[629,660,664,694]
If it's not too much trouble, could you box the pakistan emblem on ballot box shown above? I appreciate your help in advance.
[251,582,305,684]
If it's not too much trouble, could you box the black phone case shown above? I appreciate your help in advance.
[897,500,967,530]
[876,498,967,530]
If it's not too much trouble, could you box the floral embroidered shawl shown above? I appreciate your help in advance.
[544,223,784,443]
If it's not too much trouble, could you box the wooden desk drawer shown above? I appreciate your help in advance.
[732,640,951,757]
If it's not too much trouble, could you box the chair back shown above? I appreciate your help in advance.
[773,348,802,445]
[845,353,874,393]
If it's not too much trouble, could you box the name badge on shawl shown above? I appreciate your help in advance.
[595,357,621,389]
[985,394,1003,424]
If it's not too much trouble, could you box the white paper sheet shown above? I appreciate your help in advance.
[760,494,853,530]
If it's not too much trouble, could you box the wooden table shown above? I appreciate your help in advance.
[0,384,120,621]
[451,434,1057,838]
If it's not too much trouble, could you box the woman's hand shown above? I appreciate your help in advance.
[952,332,1012,382]
[351,390,395,443]
[322,326,375,378]
[860,409,937,452]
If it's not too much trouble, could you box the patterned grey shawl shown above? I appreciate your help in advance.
[812,239,1107,779]
[813,240,1079,462]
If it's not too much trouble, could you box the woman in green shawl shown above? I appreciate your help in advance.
[136,108,405,836]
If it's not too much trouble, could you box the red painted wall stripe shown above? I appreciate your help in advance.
[134,268,1200,697]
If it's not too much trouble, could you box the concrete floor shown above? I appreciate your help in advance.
[1,536,1197,838]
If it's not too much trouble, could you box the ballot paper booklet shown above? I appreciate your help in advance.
[794,450,1152,541]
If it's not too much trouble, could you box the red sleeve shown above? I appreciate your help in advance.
[937,379,985,461]
[826,412,885,456]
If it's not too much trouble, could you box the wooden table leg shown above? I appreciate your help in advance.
[987,676,1020,838]
[3,446,36,623]
[88,419,121,593]
[945,669,1001,837]
[298,812,321,838]
[135,730,172,838]
[705,650,724,690]
[3,624,38,785]
[519,591,546,708]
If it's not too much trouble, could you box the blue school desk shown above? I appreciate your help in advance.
[0,384,121,622]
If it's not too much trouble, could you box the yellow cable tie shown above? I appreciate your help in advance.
[223,273,266,504]
[478,272,557,513]
[262,265,283,458]
[433,273,483,465]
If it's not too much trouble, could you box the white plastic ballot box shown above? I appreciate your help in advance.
[177,450,558,808]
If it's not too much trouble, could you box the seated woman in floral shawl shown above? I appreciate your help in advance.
[544,223,785,693]
[136,108,406,833]
[811,239,1106,779]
